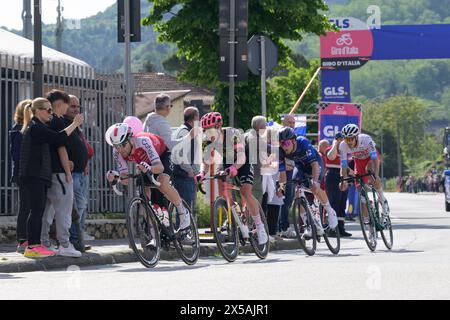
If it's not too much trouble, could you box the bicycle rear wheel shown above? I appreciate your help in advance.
[292,198,317,256]
[359,189,377,252]
[248,205,269,259]
[320,205,340,255]
[169,200,200,265]
[126,197,161,268]
[211,198,239,262]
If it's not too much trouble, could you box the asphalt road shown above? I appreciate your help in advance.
[1,192,449,300]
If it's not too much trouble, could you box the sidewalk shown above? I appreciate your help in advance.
[0,238,303,273]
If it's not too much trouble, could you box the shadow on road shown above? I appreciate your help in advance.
[314,253,361,258]
[0,274,23,280]
[386,249,424,254]
[117,264,210,273]
[391,224,450,230]
[392,217,450,220]
[242,258,293,264]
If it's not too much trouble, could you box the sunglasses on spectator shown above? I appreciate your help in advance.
[39,107,52,114]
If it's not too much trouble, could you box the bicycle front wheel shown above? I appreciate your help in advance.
[320,205,340,255]
[248,205,269,259]
[212,198,239,262]
[292,198,317,256]
[359,189,377,252]
[126,197,161,268]
[379,199,394,250]
[169,200,200,265]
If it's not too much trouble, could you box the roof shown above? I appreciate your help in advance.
[0,28,92,73]
[135,90,191,119]
[133,72,215,105]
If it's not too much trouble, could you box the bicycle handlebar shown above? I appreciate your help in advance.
[340,171,376,183]
[197,173,230,195]
[111,172,161,196]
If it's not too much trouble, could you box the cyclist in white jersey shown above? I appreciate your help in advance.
[339,124,388,213]
[105,123,191,230]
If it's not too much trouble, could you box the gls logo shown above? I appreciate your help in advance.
[324,87,346,96]
[324,126,340,138]
[330,18,350,29]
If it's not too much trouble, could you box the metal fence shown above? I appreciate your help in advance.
[0,53,127,215]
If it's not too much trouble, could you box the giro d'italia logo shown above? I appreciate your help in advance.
[320,29,374,70]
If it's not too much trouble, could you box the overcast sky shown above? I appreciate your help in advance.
[0,0,116,30]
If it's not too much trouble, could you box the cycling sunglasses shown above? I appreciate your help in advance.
[281,140,292,148]
[113,140,129,149]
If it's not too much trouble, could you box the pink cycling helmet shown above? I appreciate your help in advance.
[201,112,223,129]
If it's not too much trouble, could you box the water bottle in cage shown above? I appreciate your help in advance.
[161,207,170,227]
[153,204,169,227]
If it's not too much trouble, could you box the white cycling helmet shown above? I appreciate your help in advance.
[341,124,360,138]
[105,123,133,147]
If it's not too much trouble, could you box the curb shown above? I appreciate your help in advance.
[0,239,302,273]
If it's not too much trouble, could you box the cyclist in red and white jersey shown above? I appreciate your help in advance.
[339,124,388,213]
[105,123,190,230]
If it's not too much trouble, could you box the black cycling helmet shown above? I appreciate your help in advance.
[279,127,296,142]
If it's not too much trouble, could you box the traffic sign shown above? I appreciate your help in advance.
[247,35,278,77]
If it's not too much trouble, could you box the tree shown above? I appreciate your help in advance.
[143,0,335,129]
[142,61,156,72]
[267,59,321,121]
[362,95,442,177]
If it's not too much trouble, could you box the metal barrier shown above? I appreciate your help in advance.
[0,54,126,215]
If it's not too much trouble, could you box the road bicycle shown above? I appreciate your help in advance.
[198,173,269,262]
[341,172,393,251]
[111,172,200,268]
[288,180,340,256]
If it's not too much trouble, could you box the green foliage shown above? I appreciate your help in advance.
[267,59,321,123]
[362,95,443,177]
[384,177,397,192]
[287,0,450,128]
[195,194,211,229]
[143,0,335,128]
[12,0,176,73]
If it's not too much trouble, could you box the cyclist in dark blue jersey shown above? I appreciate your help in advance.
[278,127,338,229]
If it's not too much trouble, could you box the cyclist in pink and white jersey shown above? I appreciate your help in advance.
[105,123,190,230]
[339,124,388,213]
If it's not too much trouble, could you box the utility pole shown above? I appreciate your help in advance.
[396,120,402,178]
[22,0,33,40]
[228,0,236,127]
[56,0,64,52]
[124,0,133,116]
[260,35,266,117]
[33,0,43,98]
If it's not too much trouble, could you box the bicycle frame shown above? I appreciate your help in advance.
[112,173,179,241]
[358,179,385,231]
[342,174,385,231]
[293,182,324,233]
[206,176,250,239]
